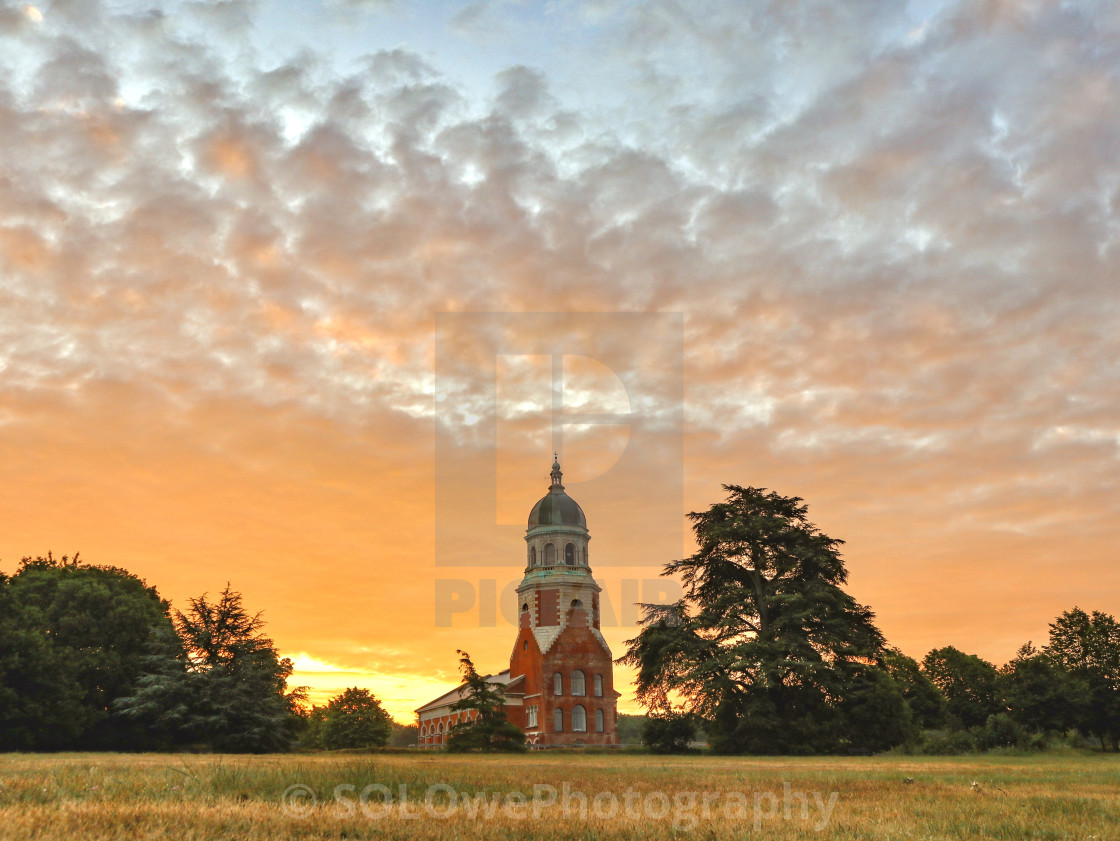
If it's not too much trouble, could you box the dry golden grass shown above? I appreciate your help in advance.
[1,750,1117,839]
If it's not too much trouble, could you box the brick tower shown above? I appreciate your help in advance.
[415,457,620,748]
[508,457,620,746]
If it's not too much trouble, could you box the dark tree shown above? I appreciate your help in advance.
[620,485,888,754]
[1044,608,1120,750]
[921,646,1001,729]
[446,650,526,752]
[641,712,696,753]
[840,662,920,752]
[118,584,305,752]
[1000,642,1088,735]
[0,553,178,750]
[881,648,947,729]
[0,570,87,750]
[318,687,393,749]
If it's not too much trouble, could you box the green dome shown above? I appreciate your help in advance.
[528,490,587,529]
[527,458,587,530]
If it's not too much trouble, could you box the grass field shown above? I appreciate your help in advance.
[1,750,1117,840]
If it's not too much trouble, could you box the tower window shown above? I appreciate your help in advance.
[530,546,536,566]
[572,670,585,696]
[595,709,604,732]
[554,708,564,732]
[583,546,587,565]
[571,599,583,610]
[553,672,563,695]
[565,543,575,564]
[594,674,603,697]
[572,704,587,732]
[544,543,555,564]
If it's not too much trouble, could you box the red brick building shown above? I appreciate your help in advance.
[417,458,620,748]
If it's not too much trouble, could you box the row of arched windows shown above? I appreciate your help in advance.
[420,712,477,739]
[553,670,604,697]
[553,705,605,733]
[528,542,588,567]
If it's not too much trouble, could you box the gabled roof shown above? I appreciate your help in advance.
[415,670,524,715]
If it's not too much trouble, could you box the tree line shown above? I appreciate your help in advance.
[5,482,1117,757]
[0,553,406,752]
[0,553,307,751]
[624,485,1120,754]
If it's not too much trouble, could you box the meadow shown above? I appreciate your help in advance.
[0,750,1116,840]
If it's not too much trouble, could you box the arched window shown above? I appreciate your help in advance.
[554,708,564,732]
[544,543,555,564]
[571,599,583,610]
[571,669,586,696]
[583,546,588,565]
[420,725,427,737]
[553,672,563,695]
[530,546,536,566]
[594,674,603,696]
[523,639,528,650]
[521,602,529,614]
[572,704,586,732]
[565,543,575,564]
[595,709,604,732]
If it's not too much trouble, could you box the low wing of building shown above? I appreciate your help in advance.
[415,670,524,747]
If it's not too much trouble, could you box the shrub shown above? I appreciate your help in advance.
[973,713,1028,751]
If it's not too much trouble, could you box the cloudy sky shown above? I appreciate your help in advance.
[2,0,1118,720]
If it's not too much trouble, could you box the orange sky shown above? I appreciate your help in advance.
[2,0,1119,722]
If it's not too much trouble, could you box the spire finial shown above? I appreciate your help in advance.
[550,454,563,490]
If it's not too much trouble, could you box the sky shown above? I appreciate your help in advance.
[1,0,1119,722]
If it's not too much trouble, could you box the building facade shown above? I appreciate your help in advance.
[417,458,620,747]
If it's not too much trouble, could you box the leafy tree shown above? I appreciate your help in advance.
[301,704,327,748]
[0,570,88,750]
[999,642,1087,735]
[920,646,1001,729]
[446,650,526,752]
[0,553,178,750]
[881,648,947,729]
[840,663,918,752]
[620,485,888,754]
[641,712,696,753]
[118,585,305,752]
[317,687,392,749]
[973,712,1027,750]
[1044,608,1120,750]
